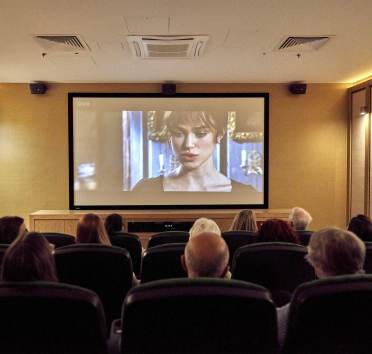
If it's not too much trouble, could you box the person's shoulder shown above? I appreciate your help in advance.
[132,176,163,192]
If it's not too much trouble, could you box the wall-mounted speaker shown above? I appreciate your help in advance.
[289,83,307,95]
[30,82,47,95]
[162,83,176,95]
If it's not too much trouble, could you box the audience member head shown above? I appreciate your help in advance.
[230,209,258,232]
[0,216,26,244]
[76,213,111,245]
[105,213,124,235]
[258,219,299,244]
[182,232,229,278]
[307,227,365,278]
[348,214,372,242]
[289,207,312,231]
[1,232,58,282]
[189,218,221,238]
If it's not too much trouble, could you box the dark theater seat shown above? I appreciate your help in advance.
[296,230,314,246]
[221,230,258,264]
[55,244,133,327]
[0,281,107,354]
[109,232,142,276]
[147,231,189,248]
[363,242,372,273]
[283,275,372,354]
[42,232,76,248]
[112,278,277,353]
[141,243,187,283]
[232,242,315,306]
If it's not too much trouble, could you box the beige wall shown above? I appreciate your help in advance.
[0,83,348,229]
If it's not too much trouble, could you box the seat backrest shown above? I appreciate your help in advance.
[221,231,258,265]
[42,232,76,248]
[0,281,107,354]
[284,275,372,354]
[296,230,313,246]
[147,231,189,248]
[363,242,372,273]
[121,278,277,353]
[54,244,133,326]
[232,242,315,306]
[141,243,187,283]
[109,232,142,276]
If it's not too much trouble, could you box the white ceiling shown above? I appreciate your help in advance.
[1,0,372,84]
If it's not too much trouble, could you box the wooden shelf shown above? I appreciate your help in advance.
[30,209,290,234]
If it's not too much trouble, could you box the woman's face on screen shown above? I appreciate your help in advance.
[170,122,216,170]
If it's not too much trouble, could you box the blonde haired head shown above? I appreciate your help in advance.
[189,218,221,239]
[230,210,258,232]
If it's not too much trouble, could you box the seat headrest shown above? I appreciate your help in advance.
[125,278,272,305]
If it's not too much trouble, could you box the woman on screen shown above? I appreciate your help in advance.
[133,110,262,201]
[163,111,231,192]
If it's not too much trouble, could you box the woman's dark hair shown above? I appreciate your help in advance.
[1,232,58,282]
[0,216,24,244]
[258,219,300,244]
[104,213,124,235]
[348,214,372,242]
[76,213,111,245]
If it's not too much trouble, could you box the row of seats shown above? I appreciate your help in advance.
[1,234,371,320]
[41,229,314,274]
[0,241,312,322]
[2,275,372,353]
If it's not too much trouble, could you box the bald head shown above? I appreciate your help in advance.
[184,232,229,278]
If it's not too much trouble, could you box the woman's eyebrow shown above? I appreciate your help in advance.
[171,124,210,131]
[192,125,209,130]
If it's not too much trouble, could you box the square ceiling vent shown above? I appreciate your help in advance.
[127,35,209,59]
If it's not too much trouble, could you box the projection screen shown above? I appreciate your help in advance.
[69,93,269,209]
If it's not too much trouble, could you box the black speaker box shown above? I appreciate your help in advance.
[162,83,176,95]
[289,83,307,95]
[30,82,47,95]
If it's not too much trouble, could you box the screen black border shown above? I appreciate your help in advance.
[68,92,269,210]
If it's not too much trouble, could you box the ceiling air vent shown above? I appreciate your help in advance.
[127,35,209,59]
[33,35,90,52]
[276,36,331,51]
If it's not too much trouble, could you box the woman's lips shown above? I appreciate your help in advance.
[180,153,198,161]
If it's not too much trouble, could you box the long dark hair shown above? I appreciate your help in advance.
[76,213,111,245]
[1,232,58,282]
[0,216,24,244]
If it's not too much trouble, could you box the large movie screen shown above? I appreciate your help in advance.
[69,93,268,209]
